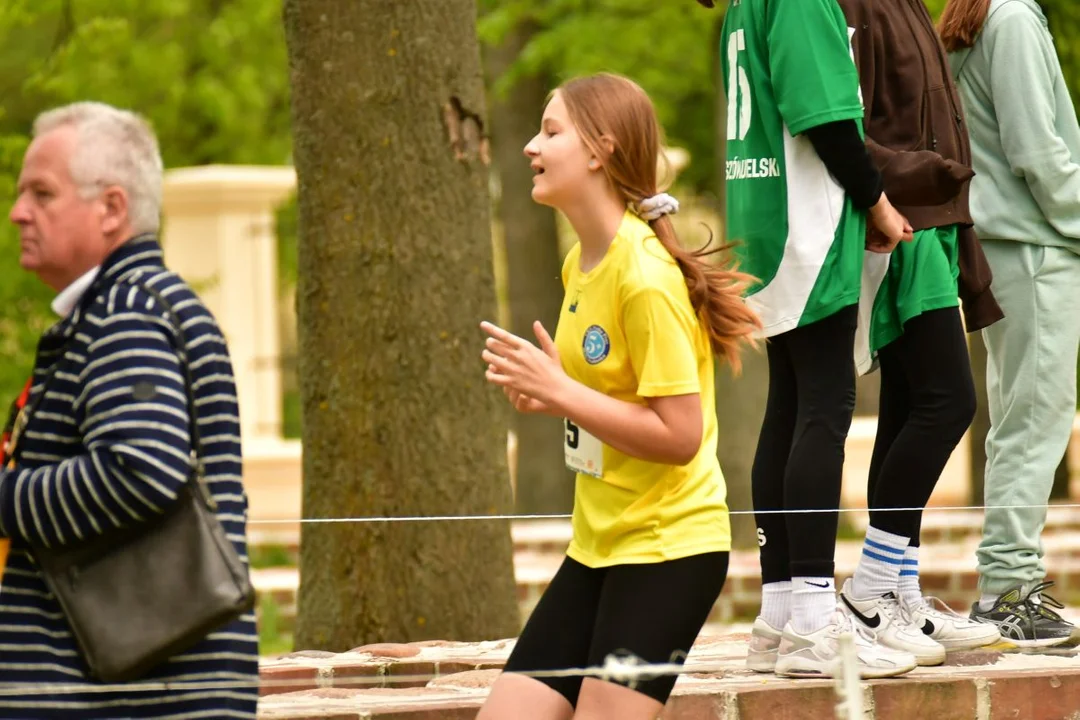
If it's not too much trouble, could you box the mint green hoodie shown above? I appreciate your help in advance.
[949,0,1080,254]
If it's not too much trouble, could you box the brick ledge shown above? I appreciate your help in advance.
[257,635,1080,719]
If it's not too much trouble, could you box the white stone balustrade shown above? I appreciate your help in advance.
[161,165,302,540]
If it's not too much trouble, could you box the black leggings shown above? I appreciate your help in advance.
[868,306,975,544]
[503,552,729,706]
[754,305,858,583]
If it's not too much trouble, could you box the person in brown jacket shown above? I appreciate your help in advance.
[832,0,1004,662]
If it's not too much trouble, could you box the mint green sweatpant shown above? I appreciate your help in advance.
[976,240,1080,595]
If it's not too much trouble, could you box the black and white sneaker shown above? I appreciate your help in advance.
[969,581,1077,648]
[839,580,946,666]
[904,595,1001,651]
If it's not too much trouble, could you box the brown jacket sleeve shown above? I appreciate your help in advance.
[957,226,1004,332]
[840,0,1003,332]
[845,1,975,207]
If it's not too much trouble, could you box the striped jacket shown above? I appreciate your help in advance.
[0,236,258,718]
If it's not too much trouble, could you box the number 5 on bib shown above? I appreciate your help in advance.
[564,419,603,478]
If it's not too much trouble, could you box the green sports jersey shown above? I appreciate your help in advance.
[857,225,961,373]
[721,0,868,337]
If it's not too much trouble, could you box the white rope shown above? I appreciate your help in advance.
[247,502,1080,526]
[6,504,1075,707]
[0,655,731,697]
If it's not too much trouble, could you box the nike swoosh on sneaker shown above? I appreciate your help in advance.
[841,594,881,628]
[922,619,935,635]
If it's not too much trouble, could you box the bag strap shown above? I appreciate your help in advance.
[133,282,207,474]
[12,278,207,482]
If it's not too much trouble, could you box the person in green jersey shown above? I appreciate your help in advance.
[708,0,916,679]
[942,0,1080,647]
[832,0,1003,667]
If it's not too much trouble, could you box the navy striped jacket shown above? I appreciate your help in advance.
[0,236,258,718]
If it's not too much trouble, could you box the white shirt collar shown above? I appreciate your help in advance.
[50,266,100,318]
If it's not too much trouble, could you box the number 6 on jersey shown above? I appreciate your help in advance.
[727,29,752,141]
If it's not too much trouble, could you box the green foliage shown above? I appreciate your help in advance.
[282,382,303,440]
[479,0,723,192]
[0,0,291,406]
[257,592,294,657]
[924,0,947,20]
[924,0,1079,102]
[1044,0,1080,105]
[249,543,297,569]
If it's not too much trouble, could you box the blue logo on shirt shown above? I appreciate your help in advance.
[582,325,610,365]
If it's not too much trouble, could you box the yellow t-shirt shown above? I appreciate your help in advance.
[555,211,731,568]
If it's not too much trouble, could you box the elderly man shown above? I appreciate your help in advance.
[0,102,258,716]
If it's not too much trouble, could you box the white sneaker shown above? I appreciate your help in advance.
[839,579,946,666]
[746,616,783,673]
[774,610,917,679]
[904,595,1002,651]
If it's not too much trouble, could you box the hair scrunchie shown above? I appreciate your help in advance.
[632,193,680,221]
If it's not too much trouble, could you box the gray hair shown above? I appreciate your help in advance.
[33,101,164,234]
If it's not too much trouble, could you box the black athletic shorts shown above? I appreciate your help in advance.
[503,551,729,705]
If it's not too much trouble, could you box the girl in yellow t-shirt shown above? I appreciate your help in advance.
[477,73,760,719]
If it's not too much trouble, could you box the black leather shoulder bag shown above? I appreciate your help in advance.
[17,281,255,682]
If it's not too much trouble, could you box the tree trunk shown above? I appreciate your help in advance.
[483,22,572,514]
[712,16,726,225]
[715,355,768,549]
[284,0,520,650]
[854,370,882,417]
[713,20,761,550]
[969,332,989,504]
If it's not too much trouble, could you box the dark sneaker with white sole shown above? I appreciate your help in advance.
[969,581,1077,648]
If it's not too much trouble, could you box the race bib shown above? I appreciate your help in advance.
[564,419,603,478]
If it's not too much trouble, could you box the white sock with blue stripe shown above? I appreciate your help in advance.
[898,545,922,607]
[851,526,909,600]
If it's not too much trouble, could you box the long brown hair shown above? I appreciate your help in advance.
[557,73,761,371]
[938,0,991,52]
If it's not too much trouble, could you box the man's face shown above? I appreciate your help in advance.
[10,126,110,291]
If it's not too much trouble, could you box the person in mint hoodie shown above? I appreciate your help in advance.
[941,0,1080,647]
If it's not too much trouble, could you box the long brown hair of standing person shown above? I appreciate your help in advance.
[938,0,992,51]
